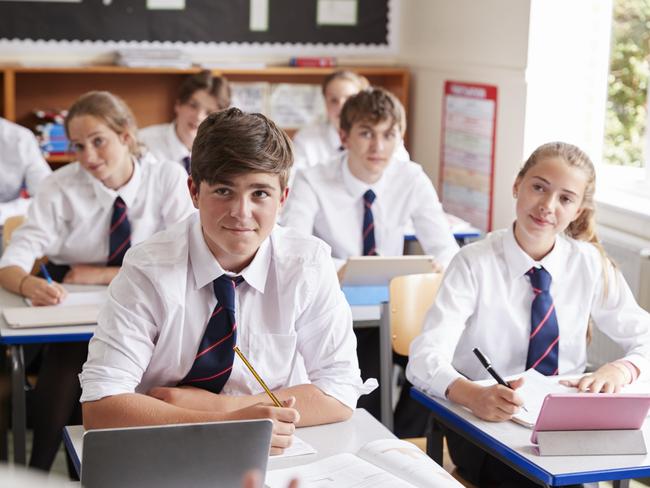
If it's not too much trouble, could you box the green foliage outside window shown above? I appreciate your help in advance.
[605,0,650,167]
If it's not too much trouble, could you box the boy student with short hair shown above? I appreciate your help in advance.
[139,70,230,173]
[292,71,409,174]
[281,87,459,436]
[80,108,373,453]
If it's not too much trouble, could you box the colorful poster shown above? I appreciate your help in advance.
[439,81,497,232]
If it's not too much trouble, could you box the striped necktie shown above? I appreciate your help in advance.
[107,196,131,266]
[182,156,191,174]
[362,189,377,256]
[181,275,244,393]
[526,266,559,375]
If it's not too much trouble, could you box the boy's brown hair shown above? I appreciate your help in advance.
[191,108,293,190]
[177,70,231,110]
[339,87,406,136]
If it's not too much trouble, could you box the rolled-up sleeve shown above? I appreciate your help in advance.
[79,259,159,402]
[406,254,477,398]
[294,247,375,409]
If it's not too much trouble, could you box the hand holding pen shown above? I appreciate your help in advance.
[473,347,528,413]
[17,264,66,305]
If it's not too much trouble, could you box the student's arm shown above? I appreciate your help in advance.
[0,265,66,305]
[82,393,299,455]
[563,256,650,392]
[0,180,67,304]
[62,265,120,285]
[278,171,319,233]
[405,254,523,421]
[409,170,460,268]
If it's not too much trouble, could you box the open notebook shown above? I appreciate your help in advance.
[265,438,461,488]
[3,287,108,328]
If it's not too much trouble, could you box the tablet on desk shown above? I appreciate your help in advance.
[531,393,650,444]
[340,255,436,286]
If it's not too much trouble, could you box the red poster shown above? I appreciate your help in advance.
[439,81,497,232]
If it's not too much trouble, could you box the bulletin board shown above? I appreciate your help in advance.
[0,0,390,46]
[439,81,498,233]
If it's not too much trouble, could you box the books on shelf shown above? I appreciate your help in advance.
[33,109,71,158]
[115,48,192,69]
[289,57,336,67]
[266,438,462,488]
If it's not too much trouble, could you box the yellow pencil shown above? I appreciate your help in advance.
[233,346,283,407]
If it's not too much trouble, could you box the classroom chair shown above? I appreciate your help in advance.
[389,272,442,450]
[2,215,26,250]
[389,273,478,488]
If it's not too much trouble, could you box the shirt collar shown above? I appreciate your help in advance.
[341,154,388,201]
[167,122,191,162]
[503,222,569,282]
[89,156,142,209]
[188,215,271,294]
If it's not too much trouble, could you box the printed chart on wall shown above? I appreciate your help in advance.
[439,81,497,233]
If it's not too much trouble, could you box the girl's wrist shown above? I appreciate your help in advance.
[18,274,31,296]
[609,361,632,384]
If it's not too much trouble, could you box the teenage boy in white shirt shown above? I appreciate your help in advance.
[281,87,459,436]
[81,108,373,453]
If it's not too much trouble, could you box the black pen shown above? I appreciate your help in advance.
[472,347,527,412]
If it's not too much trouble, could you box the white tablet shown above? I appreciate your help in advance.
[340,255,436,286]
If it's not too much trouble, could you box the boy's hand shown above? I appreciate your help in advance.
[229,397,300,455]
[242,470,299,488]
[63,264,118,285]
[22,276,67,305]
[559,363,628,393]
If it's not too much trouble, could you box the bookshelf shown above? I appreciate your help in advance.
[0,65,410,166]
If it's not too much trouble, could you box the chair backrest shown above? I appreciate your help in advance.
[2,215,25,250]
[389,272,444,356]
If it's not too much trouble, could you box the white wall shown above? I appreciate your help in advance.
[398,0,531,230]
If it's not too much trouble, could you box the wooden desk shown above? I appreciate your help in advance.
[412,387,650,487]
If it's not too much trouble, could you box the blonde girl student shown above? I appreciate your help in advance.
[407,142,650,487]
[139,70,230,173]
[0,91,195,472]
[292,70,409,173]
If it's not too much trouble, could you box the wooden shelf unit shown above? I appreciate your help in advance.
[0,65,410,165]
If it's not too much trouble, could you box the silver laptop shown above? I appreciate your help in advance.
[81,419,273,488]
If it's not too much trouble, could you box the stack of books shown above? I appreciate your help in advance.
[34,109,70,157]
[115,49,192,69]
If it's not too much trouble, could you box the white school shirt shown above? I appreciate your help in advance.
[0,152,195,272]
[80,214,374,409]
[0,118,52,224]
[281,154,459,270]
[406,225,650,399]
[292,120,410,172]
[139,122,190,169]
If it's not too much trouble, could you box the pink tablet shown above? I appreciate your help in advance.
[531,393,650,444]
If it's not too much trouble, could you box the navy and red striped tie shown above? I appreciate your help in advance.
[362,189,377,256]
[182,156,191,174]
[526,266,559,375]
[108,196,131,266]
[181,275,244,393]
